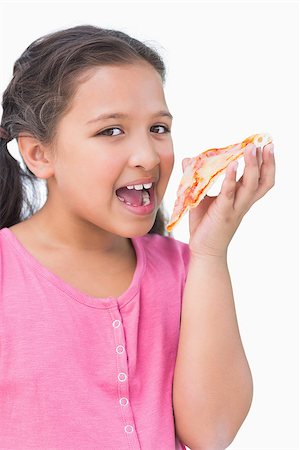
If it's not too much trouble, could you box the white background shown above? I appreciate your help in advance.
[0,1,299,449]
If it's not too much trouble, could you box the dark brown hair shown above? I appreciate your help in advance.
[0,24,172,236]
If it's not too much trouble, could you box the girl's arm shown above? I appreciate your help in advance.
[172,143,275,449]
[173,253,253,450]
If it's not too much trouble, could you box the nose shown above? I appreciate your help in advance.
[127,135,161,170]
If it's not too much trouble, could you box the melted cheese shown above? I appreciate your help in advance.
[166,133,273,232]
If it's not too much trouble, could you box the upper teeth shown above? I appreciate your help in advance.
[126,182,153,190]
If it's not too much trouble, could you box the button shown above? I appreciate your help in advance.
[116,345,125,354]
[118,372,127,382]
[112,320,121,328]
[124,425,134,434]
[119,397,129,406]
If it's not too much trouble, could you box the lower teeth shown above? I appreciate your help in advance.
[117,191,151,207]
[142,191,151,206]
[126,201,138,206]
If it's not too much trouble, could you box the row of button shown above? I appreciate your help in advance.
[112,320,134,436]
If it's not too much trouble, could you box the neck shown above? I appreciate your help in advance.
[24,203,130,255]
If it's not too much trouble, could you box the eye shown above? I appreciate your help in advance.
[97,127,123,137]
[96,124,171,137]
[151,125,171,134]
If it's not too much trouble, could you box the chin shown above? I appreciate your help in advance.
[116,221,156,238]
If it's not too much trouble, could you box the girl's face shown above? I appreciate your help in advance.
[49,62,174,238]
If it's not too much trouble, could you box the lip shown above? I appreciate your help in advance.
[116,177,158,190]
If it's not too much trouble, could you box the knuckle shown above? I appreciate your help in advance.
[223,185,235,198]
[269,181,275,188]
[259,179,275,190]
[249,182,259,192]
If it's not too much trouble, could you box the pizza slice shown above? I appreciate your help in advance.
[166,133,273,233]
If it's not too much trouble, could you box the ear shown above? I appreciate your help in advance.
[18,135,55,179]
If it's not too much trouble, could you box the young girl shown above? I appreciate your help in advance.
[0,25,275,450]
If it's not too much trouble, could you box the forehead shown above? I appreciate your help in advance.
[69,63,167,120]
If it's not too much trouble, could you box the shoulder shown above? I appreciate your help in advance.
[0,228,6,269]
[0,226,23,269]
[0,227,12,271]
[138,233,190,274]
[141,232,188,251]
[0,227,10,276]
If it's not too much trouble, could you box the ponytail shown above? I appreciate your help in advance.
[0,135,38,229]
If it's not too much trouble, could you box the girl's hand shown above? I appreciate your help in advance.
[183,142,276,258]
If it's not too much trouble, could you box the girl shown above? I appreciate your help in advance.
[0,25,275,450]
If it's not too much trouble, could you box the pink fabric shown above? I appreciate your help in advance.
[0,227,190,449]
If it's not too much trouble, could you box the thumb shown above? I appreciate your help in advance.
[188,194,216,236]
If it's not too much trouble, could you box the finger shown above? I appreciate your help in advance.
[243,143,260,189]
[233,143,260,210]
[218,160,238,210]
[255,143,275,198]
[256,146,263,169]
[235,142,275,209]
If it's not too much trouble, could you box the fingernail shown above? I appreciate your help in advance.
[268,144,274,154]
[252,146,257,157]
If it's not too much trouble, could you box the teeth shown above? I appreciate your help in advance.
[142,190,150,206]
[125,201,139,206]
[126,182,153,190]
[117,190,151,207]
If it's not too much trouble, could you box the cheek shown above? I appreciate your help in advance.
[156,149,174,198]
[53,156,107,204]
[160,147,174,177]
[168,151,175,171]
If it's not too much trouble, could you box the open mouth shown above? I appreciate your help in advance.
[115,184,154,207]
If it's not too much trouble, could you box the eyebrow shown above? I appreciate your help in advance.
[86,110,173,125]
